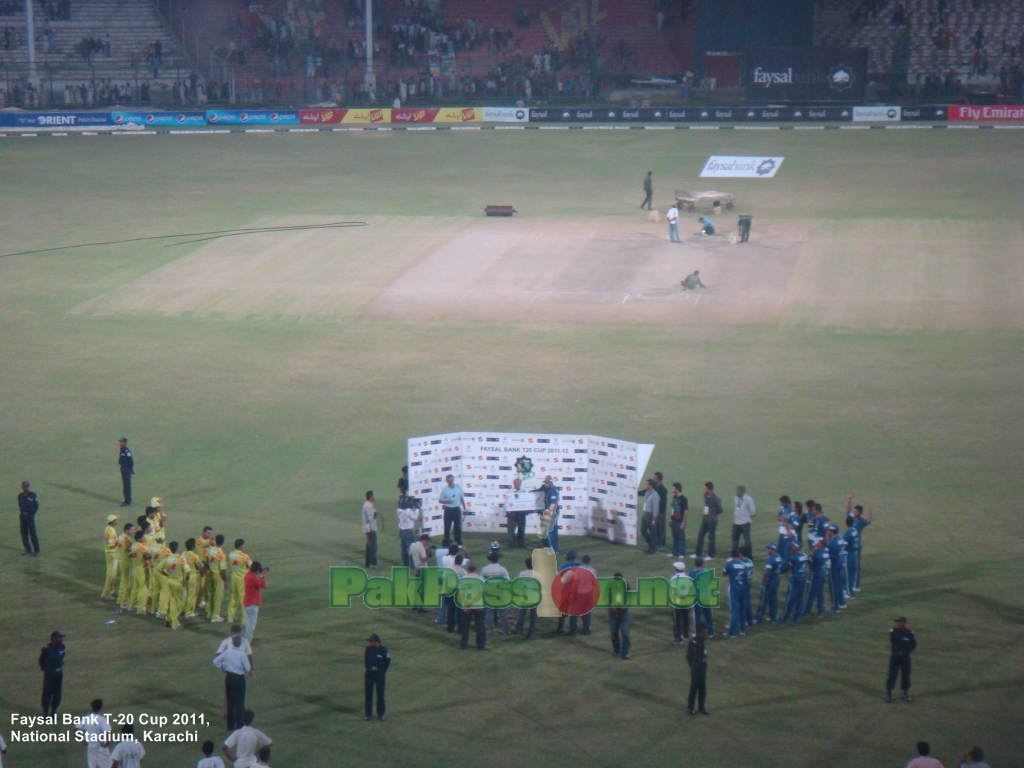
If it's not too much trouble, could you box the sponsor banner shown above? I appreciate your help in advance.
[900,105,948,121]
[617,107,665,121]
[747,47,867,102]
[701,156,785,178]
[299,108,347,125]
[482,106,529,123]
[341,108,389,124]
[742,107,792,121]
[408,433,653,543]
[526,108,558,122]
[790,106,851,121]
[948,105,1024,122]
[0,111,112,128]
[853,105,901,122]
[435,106,481,123]
[392,107,440,124]
[205,110,299,125]
[111,111,206,126]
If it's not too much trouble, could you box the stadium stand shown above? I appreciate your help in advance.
[814,0,1023,96]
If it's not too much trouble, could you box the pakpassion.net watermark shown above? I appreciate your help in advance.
[330,566,720,616]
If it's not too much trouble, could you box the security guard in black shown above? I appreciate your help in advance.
[118,438,134,506]
[686,628,709,714]
[364,634,391,721]
[39,631,66,716]
[886,616,917,702]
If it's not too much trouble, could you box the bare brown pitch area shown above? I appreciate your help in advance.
[73,214,1024,330]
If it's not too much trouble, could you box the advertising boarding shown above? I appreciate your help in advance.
[746,48,867,102]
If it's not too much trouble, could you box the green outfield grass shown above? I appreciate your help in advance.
[0,129,1022,768]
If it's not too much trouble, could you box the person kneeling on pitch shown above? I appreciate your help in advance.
[697,216,716,236]
[681,270,706,291]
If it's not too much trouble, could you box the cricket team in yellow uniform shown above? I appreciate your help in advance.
[109,498,248,630]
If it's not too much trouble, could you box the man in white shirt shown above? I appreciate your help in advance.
[667,203,680,242]
[197,740,225,768]
[481,550,510,635]
[396,497,420,567]
[222,710,273,768]
[408,534,430,577]
[217,626,253,675]
[109,725,145,768]
[732,485,755,552]
[362,491,379,569]
[74,698,112,768]
[214,636,252,730]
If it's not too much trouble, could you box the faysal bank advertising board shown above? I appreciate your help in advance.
[746,48,867,102]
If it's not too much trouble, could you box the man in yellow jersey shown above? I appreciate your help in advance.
[227,539,252,624]
[206,534,229,623]
[117,523,136,609]
[148,498,166,543]
[157,541,190,629]
[196,526,215,610]
[183,538,204,618]
[129,530,150,614]
[150,539,172,618]
[102,514,121,600]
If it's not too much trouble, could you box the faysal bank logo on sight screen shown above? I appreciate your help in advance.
[829,64,854,91]
[329,565,721,614]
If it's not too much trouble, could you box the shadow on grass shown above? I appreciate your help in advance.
[47,482,121,504]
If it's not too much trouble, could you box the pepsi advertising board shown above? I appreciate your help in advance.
[746,48,867,103]
[205,110,299,125]
[111,112,207,127]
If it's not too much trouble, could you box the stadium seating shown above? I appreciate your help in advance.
[814,0,1023,83]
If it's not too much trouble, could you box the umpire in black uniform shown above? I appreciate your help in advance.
[686,627,709,715]
[118,438,134,507]
[19,480,41,555]
[886,616,917,702]
[364,634,390,721]
[39,630,66,716]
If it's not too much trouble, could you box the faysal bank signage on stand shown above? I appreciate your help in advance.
[747,48,866,102]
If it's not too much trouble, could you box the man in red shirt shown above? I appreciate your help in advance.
[243,562,269,643]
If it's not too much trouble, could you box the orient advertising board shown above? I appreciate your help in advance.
[747,48,867,103]
[0,111,113,127]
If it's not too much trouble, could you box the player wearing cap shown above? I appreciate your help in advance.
[364,634,391,721]
[38,630,66,716]
[206,535,229,622]
[157,541,190,629]
[780,542,809,623]
[73,698,112,768]
[117,438,134,507]
[886,616,917,703]
[18,480,41,556]
[670,560,692,643]
[804,539,829,618]
[755,542,782,624]
[227,540,252,624]
[102,514,121,599]
[438,475,466,547]
[534,476,561,553]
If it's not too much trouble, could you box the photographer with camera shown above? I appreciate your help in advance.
[243,561,269,644]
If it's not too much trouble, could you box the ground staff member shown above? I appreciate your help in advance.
[438,475,465,547]
[102,514,120,599]
[641,171,653,210]
[364,634,390,721]
[38,630,66,716]
[18,480,41,556]
[117,438,134,507]
[667,203,680,242]
[886,616,917,703]
[214,636,251,731]
[243,562,268,642]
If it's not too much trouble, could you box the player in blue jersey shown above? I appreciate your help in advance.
[780,542,809,623]
[776,496,795,554]
[690,558,714,637]
[755,543,782,624]
[724,549,748,637]
[805,539,830,618]
[824,526,847,612]
[848,495,872,592]
[739,545,754,629]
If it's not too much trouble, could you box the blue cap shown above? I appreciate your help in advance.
[565,550,577,560]
[827,524,839,532]
[544,475,554,482]
[765,543,776,550]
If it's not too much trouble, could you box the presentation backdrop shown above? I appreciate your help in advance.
[407,433,654,545]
